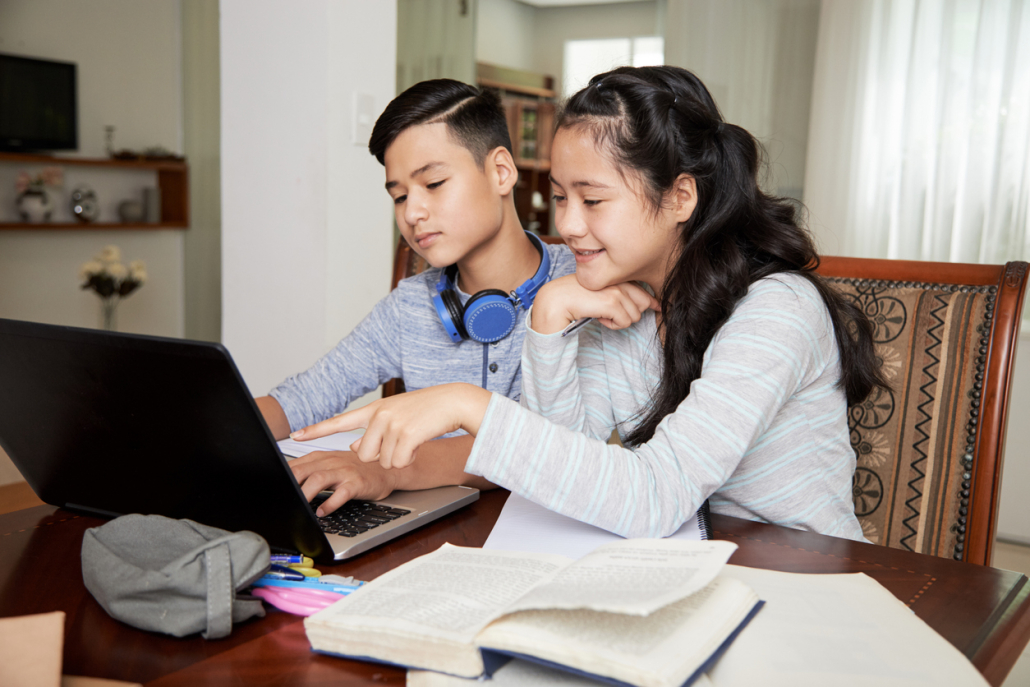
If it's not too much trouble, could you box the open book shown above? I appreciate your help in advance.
[304,539,762,687]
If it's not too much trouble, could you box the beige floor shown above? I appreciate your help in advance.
[994,541,1030,687]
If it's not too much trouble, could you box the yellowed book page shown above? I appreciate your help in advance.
[708,565,990,687]
[477,577,758,687]
[506,538,738,616]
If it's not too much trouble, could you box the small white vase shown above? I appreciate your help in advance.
[17,188,54,223]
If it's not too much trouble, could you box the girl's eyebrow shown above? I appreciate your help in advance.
[548,176,612,190]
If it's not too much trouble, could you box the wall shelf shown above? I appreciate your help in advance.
[0,151,189,230]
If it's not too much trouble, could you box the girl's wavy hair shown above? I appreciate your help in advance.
[558,66,887,446]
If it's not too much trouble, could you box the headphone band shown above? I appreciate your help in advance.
[436,231,549,308]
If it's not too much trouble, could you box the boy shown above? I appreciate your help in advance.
[255,79,575,516]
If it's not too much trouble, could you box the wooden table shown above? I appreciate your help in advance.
[1,490,1028,686]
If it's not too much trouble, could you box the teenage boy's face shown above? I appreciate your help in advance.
[384,123,501,268]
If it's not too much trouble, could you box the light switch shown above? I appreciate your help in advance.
[353,92,375,146]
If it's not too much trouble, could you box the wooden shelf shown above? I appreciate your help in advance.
[0,152,189,229]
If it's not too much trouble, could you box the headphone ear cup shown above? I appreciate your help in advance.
[441,289,470,340]
[462,290,517,344]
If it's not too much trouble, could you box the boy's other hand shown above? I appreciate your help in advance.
[289,451,396,516]
[291,383,492,469]
[531,274,659,335]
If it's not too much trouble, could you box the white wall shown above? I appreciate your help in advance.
[477,0,537,72]
[0,0,186,486]
[220,0,396,398]
[997,332,1030,544]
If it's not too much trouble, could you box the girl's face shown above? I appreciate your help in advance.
[550,126,689,297]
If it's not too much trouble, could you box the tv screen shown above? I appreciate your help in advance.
[0,53,77,152]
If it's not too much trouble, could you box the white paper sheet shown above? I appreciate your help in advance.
[276,431,365,459]
[483,492,705,560]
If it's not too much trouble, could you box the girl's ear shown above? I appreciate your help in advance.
[487,146,519,196]
[671,174,698,223]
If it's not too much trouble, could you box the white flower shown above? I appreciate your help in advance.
[108,262,128,279]
[97,245,122,263]
[79,261,104,281]
[129,259,146,273]
[131,268,148,284]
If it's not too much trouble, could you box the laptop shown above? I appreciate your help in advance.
[0,318,478,562]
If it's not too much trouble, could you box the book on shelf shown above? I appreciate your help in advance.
[304,538,761,687]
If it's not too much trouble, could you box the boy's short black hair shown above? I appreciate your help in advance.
[368,79,512,167]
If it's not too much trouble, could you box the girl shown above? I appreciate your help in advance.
[292,66,886,541]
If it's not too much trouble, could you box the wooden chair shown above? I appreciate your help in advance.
[384,238,1029,566]
[816,258,1028,566]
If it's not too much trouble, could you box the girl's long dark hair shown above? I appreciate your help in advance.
[558,66,887,447]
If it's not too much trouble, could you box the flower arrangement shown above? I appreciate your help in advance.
[16,167,64,193]
[80,245,147,331]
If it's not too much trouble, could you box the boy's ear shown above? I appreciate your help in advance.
[485,146,519,196]
[671,174,698,223]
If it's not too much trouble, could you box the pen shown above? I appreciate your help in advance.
[286,566,322,578]
[561,317,593,337]
[270,554,314,566]
[265,564,306,581]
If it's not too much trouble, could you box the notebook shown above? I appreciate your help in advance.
[0,318,478,562]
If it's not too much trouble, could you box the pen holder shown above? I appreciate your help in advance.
[81,514,271,639]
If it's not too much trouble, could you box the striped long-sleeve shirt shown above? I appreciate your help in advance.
[465,273,866,541]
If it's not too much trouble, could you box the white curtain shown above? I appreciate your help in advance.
[804,0,1030,264]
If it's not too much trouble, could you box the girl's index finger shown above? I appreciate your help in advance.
[291,404,374,441]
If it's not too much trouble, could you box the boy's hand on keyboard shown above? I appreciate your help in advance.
[289,451,397,516]
[291,383,492,469]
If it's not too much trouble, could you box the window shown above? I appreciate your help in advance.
[562,37,665,99]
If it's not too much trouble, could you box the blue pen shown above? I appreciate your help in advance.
[270,554,313,566]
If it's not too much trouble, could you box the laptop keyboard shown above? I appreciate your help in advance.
[312,497,411,538]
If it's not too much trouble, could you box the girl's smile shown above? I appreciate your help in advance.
[549,127,692,297]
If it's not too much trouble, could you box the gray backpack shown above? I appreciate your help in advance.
[82,514,270,639]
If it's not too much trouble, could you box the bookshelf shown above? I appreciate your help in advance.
[0,152,189,230]
[477,63,556,235]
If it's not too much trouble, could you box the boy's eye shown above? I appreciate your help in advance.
[552,194,566,203]
[427,180,446,189]
[393,195,407,205]
[584,199,601,206]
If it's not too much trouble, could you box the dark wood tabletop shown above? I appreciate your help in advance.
[1,490,1028,687]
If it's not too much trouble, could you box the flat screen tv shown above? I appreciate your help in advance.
[0,53,77,152]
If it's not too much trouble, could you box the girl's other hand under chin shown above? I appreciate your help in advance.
[530,274,660,335]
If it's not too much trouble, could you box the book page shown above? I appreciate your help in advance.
[407,659,717,687]
[484,493,704,559]
[477,577,758,687]
[708,565,990,686]
[505,538,737,616]
[307,544,570,645]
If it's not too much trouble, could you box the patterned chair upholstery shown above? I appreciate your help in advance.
[817,258,1028,565]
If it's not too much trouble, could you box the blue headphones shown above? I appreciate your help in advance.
[433,231,551,344]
